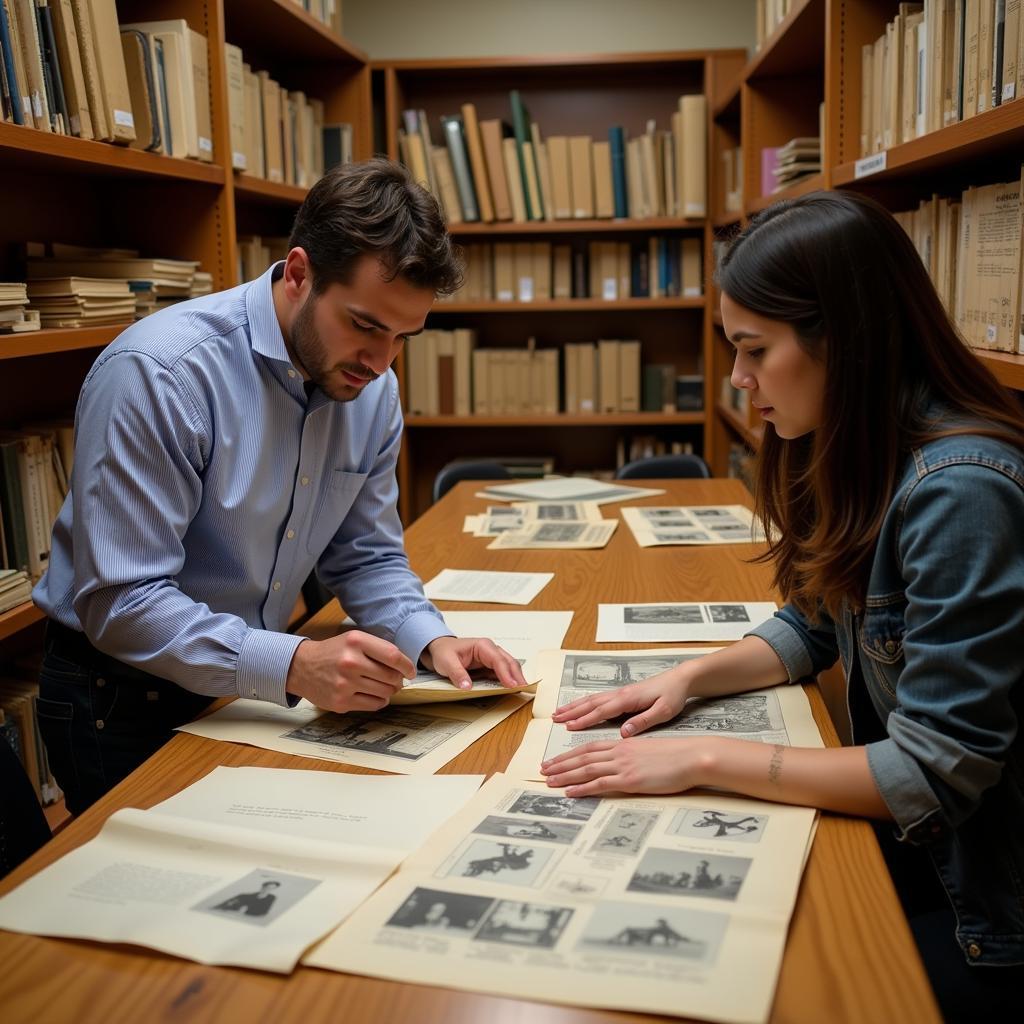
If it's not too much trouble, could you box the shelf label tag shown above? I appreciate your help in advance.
[854,152,887,179]
[602,277,618,301]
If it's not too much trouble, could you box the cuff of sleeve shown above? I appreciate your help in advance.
[395,611,454,667]
[866,737,948,844]
[236,628,306,707]
[745,615,814,682]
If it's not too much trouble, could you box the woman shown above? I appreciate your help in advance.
[541,191,1024,1017]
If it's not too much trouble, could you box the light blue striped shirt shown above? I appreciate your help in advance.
[34,263,451,705]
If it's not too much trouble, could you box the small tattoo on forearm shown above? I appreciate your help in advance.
[768,745,784,786]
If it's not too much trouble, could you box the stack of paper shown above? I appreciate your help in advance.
[0,569,32,613]
[772,136,821,192]
[26,277,136,327]
[0,283,40,334]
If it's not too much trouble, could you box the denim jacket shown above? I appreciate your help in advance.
[748,430,1024,967]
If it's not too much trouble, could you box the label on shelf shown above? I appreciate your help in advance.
[854,151,887,179]
[602,278,618,301]
[1002,83,1016,102]
[518,278,534,302]
[113,109,135,129]
[233,151,248,170]
[199,137,213,154]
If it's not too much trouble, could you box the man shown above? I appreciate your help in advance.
[34,159,525,815]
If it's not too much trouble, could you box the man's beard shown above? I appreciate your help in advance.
[290,295,378,402]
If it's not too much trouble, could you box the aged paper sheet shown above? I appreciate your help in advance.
[305,774,816,1024]
[0,768,483,972]
[596,601,778,642]
[505,648,825,781]
[622,505,767,546]
[178,694,530,775]
[424,568,554,604]
[487,519,618,550]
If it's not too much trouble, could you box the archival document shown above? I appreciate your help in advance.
[505,649,824,781]
[596,601,778,643]
[305,773,817,1024]
[622,505,767,546]
[178,693,530,775]
[0,767,483,972]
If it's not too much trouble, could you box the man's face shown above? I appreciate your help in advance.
[287,254,434,403]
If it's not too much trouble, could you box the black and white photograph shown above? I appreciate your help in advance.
[473,899,574,948]
[533,504,580,520]
[445,839,555,886]
[652,530,712,543]
[560,653,693,692]
[283,708,469,761]
[533,523,588,542]
[384,886,494,935]
[507,792,602,821]
[690,508,738,519]
[590,808,660,855]
[576,901,729,963]
[624,604,705,624]
[668,694,773,734]
[549,873,609,897]
[192,869,321,927]
[668,808,769,844]
[707,604,752,623]
[640,508,693,520]
[627,848,752,901]
[710,523,754,536]
[473,815,582,844]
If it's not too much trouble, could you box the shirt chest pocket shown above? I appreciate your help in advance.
[858,596,907,698]
[306,469,369,555]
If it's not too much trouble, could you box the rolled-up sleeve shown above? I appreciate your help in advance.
[867,463,1024,843]
[746,603,840,682]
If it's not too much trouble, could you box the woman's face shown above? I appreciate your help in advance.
[722,292,827,440]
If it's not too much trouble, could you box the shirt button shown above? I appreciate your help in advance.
[286,529,295,540]
[966,942,982,959]
[272,581,282,591]
[301,475,310,486]
[288,369,297,378]
[96,677,106,688]
[96,719,105,730]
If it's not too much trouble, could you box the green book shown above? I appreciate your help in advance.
[0,439,30,574]
[508,89,536,220]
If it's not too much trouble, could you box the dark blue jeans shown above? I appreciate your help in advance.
[36,622,214,816]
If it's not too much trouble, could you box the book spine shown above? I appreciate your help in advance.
[508,89,535,220]
[0,0,24,124]
[441,116,480,222]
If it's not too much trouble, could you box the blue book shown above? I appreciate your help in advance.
[657,237,670,296]
[608,126,628,218]
[0,1,24,126]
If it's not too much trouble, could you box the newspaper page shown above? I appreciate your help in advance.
[305,774,817,1024]
[596,602,778,642]
[178,694,530,775]
[391,610,573,704]
[487,520,618,551]
[423,568,554,604]
[0,768,483,973]
[465,503,605,536]
[505,649,824,781]
[476,478,665,505]
[622,505,767,547]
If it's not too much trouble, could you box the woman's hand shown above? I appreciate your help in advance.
[551,667,692,737]
[540,737,718,797]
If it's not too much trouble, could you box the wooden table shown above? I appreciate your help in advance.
[0,480,941,1023]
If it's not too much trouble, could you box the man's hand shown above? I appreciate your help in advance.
[285,632,416,712]
[422,636,528,691]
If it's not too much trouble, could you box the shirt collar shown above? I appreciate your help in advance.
[245,261,293,364]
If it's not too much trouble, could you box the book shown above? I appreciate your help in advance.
[120,29,160,152]
[440,114,480,222]
[0,0,25,125]
[508,89,537,220]
[87,0,135,142]
[478,119,513,221]
[460,102,494,223]
[608,125,628,218]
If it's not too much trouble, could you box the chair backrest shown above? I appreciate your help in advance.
[614,453,711,480]
[432,460,512,503]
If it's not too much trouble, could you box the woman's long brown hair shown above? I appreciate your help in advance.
[717,191,1024,621]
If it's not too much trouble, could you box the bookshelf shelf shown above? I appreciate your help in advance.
[832,101,1024,188]
[433,298,706,314]
[234,176,309,205]
[448,218,706,236]
[0,602,44,642]
[0,123,225,185]
[745,0,824,81]
[712,212,742,229]
[715,402,763,451]
[747,171,825,214]
[713,76,742,121]
[406,412,706,428]
[223,0,366,65]
[0,325,131,361]
[978,352,1024,392]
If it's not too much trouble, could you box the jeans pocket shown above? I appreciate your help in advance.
[35,695,80,810]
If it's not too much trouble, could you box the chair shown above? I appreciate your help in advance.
[614,453,711,480]
[432,460,512,503]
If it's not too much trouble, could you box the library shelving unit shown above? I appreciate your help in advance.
[373,50,747,521]
[0,0,372,648]
[706,0,1024,476]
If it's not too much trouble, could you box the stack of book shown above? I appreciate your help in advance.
[721,145,744,213]
[1,675,62,806]
[398,91,707,224]
[771,136,821,192]
[26,277,135,327]
[755,0,795,51]
[0,283,40,334]
[0,568,31,613]
[237,235,290,282]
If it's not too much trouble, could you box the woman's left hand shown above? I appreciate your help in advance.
[540,737,717,797]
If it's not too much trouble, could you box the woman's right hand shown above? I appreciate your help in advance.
[551,667,692,738]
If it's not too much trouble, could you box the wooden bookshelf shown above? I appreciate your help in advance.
[0,325,132,361]
[979,352,1024,393]
[376,49,747,520]
[0,602,44,643]
[233,176,309,205]
[715,402,764,451]
[746,170,825,214]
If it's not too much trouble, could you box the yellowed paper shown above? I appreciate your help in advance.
[487,519,617,550]
[622,505,766,547]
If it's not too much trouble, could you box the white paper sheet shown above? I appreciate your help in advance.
[596,602,779,642]
[477,477,665,505]
[424,568,554,605]
[0,767,484,973]
[487,519,618,550]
